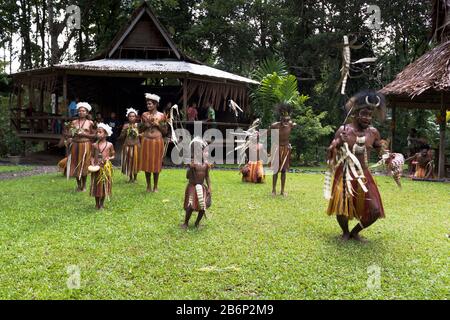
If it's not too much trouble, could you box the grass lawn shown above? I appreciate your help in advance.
[0,165,35,173]
[0,169,448,299]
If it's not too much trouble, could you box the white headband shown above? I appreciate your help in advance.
[97,123,113,137]
[145,93,160,102]
[76,102,92,112]
[126,108,139,117]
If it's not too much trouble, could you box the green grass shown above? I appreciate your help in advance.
[0,169,448,299]
[0,165,35,173]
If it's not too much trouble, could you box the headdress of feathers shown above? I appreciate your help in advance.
[97,123,113,137]
[276,103,292,118]
[145,93,160,103]
[344,90,386,121]
[228,118,261,166]
[76,102,92,112]
[189,136,208,149]
[126,108,139,117]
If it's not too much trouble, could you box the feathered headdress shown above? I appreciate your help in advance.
[145,93,161,102]
[97,123,113,137]
[228,118,261,166]
[76,102,92,112]
[126,108,139,117]
[344,90,386,121]
[189,136,208,148]
[276,103,292,118]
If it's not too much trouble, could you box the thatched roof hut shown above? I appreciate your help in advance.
[9,2,258,144]
[380,40,450,105]
[380,40,450,179]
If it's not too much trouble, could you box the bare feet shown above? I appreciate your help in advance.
[341,233,350,241]
[146,188,153,193]
[153,188,159,193]
[272,191,277,196]
[350,233,367,243]
[281,192,288,197]
[180,223,188,230]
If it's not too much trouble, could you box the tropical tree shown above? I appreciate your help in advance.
[251,58,333,164]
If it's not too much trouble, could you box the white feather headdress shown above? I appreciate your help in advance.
[126,108,139,117]
[97,123,113,137]
[145,93,161,102]
[76,102,92,112]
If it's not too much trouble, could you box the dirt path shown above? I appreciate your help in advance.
[0,166,59,181]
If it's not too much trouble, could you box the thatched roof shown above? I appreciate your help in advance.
[380,40,450,98]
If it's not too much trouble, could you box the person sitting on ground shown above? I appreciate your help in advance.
[406,144,434,179]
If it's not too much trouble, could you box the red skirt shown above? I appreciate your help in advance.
[90,166,112,198]
[121,144,139,176]
[184,184,211,211]
[138,137,164,173]
[327,165,385,226]
[67,141,92,179]
[242,161,265,183]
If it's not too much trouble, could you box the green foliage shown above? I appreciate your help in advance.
[0,95,24,156]
[0,169,448,299]
[250,58,333,163]
[291,107,333,164]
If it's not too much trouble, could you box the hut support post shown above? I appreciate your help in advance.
[17,85,22,132]
[391,104,396,150]
[183,77,188,120]
[438,94,446,179]
[63,74,68,117]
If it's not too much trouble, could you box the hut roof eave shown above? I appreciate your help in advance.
[10,59,259,86]
[380,40,450,98]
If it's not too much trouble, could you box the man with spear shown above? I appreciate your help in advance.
[325,90,386,241]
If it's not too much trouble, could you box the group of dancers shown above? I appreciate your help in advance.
[62,89,390,239]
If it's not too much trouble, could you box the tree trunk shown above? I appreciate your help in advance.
[19,0,33,70]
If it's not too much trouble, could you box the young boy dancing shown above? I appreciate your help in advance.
[270,103,297,196]
[181,137,212,229]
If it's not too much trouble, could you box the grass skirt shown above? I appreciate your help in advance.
[327,164,385,226]
[67,141,92,179]
[121,144,139,177]
[138,137,164,173]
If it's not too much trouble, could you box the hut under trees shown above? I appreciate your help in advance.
[380,0,450,179]
[9,2,258,145]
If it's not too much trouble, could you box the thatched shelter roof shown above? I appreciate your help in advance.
[380,40,450,98]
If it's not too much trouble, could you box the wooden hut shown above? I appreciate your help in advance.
[380,1,450,179]
[9,2,258,144]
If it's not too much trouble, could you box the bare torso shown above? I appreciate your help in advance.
[92,141,115,165]
[272,121,295,146]
[71,118,95,143]
[120,123,140,146]
[187,163,209,185]
[333,124,381,169]
[141,111,166,139]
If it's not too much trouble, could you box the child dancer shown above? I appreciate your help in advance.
[90,123,115,210]
[119,108,140,183]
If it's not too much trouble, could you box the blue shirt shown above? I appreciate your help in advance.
[68,101,77,117]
